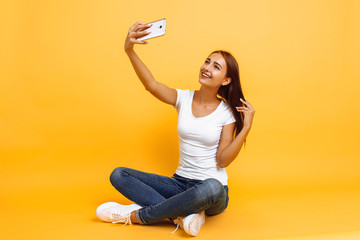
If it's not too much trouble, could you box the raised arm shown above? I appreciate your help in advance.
[216,98,255,168]
[124,21,177,106]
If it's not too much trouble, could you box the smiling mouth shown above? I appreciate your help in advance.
[201,72,211,78]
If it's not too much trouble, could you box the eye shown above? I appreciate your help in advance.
[205,59,210,64]
[214,66,220,70]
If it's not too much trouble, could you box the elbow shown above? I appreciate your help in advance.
[145,86,156,95]
[218,163,227,168]
[217,157,229,168]
[219,162,230,168]
[144,82,156,93]
[145,85,152,93]
[217,154,237,168]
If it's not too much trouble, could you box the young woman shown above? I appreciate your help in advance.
[96,21,255,236]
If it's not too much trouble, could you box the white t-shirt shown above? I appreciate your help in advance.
[174,89,236,185]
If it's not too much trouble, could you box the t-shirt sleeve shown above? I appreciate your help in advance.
[174,88,189,110]
[224,106,236,125]
[174,88,182,109]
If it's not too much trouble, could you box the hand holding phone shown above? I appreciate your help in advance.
[125,19,166,52]
[137,18,167,41]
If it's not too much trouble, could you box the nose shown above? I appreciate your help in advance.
[204,64,211,72]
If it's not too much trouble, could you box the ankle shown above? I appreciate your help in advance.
[130,211,138,224]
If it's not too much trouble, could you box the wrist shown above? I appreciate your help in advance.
[242,125,251,132]
[125,47,134,55]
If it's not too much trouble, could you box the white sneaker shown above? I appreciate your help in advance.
[96,202,142,225]
[172,211,205,236]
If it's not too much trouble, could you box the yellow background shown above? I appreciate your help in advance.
[1,0,360,239]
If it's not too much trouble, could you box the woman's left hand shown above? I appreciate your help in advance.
[236,98,255,130]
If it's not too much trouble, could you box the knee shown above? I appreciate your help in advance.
[198,178,225,202]
[109,167,128,186]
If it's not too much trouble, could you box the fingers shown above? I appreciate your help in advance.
[128,31,150,45]
[129,22,152,32]
[240,98,254,110]
[136,24,152,32]
[128,37,148,44]
[133,39,148,44]
[129,21,146,31]
[236,106,247,112]
[237,97,255,113]
[127,22,152,46]
[138,24,152,31]
[130,30,151,39]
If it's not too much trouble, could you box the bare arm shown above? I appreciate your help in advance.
[124,22,177,106]
[216,98,255,168]
[216,123,250,168]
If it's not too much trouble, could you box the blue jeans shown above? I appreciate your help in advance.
[110,167,229,224]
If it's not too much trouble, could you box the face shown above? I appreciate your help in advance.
[199,52,231,89]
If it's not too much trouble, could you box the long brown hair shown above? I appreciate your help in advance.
[213,50,246,140]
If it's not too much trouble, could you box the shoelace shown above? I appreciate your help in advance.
[169,218,183,235]
[111,211,132,227]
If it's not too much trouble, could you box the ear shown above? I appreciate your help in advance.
[221,77,232,86]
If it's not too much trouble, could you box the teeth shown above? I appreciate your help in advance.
[202,73,210,78]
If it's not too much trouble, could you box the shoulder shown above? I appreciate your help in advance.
[175,89,193,97]
[219,100,232,113]
[219,100,236,124]
[175,89,193,108]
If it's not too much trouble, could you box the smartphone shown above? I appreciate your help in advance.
[137,18,166,41]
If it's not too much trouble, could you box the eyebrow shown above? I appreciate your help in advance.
[206,58,223,69]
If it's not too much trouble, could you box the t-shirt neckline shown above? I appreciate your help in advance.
[190,90,223,119]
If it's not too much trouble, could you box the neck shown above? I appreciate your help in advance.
[195,86,220,105]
